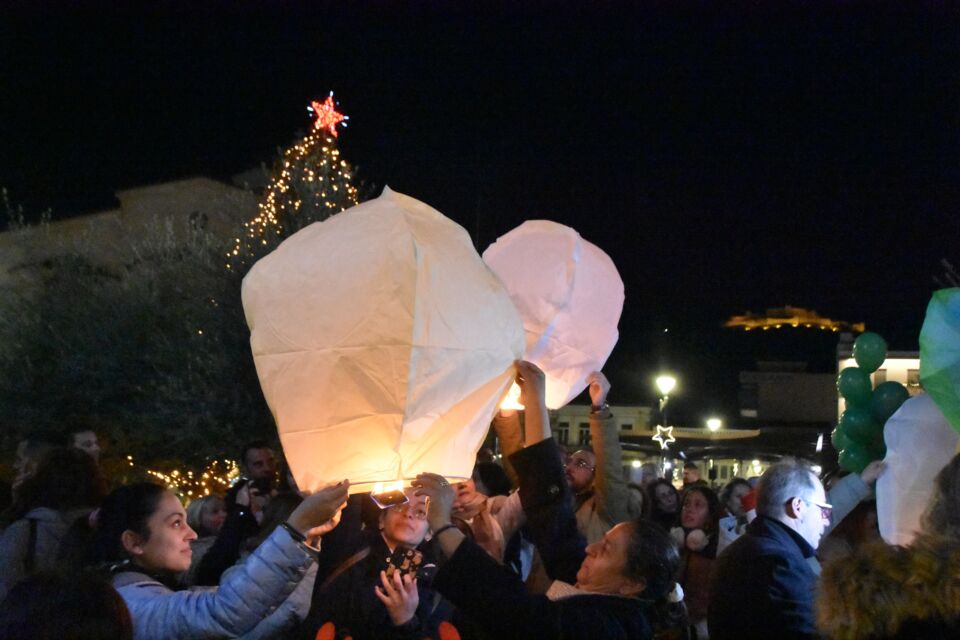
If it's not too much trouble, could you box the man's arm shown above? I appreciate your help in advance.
[824,461,884,536]
[587,372,639,524]
[492,409,523,487]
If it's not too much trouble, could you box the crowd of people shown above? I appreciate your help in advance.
[0,364,956,639]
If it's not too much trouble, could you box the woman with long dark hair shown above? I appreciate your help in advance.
[88,480,347,640]
[675,485,721,638]
[649,478,681,531]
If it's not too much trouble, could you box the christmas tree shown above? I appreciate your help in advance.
[229,93,359,270]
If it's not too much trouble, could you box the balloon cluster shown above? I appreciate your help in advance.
[832,332,910,473]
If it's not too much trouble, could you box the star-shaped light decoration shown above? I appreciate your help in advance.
[652,425,676,450]
[308,92,349,137]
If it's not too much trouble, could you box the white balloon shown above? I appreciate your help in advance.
[483,221,624,409]
[877,393,958,545]
[242,187,525,493]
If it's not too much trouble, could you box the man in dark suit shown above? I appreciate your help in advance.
[708,459,831,639]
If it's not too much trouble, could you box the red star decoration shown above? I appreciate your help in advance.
[309,94,348,137]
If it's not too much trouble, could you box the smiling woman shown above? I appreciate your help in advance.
[89,481,348,640]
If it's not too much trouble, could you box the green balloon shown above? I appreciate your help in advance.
[831,425,854,452]
[869,381,910,424]
[868,439,887,461]
[837,367,872,407]
[839,407,881,445]
[853,332,888,374]
[839,446,874,474]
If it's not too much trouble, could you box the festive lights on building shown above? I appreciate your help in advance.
[228,93,359,270]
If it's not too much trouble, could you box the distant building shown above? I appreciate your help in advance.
[725,306,865,333]
[550,404,652,447]
[738,361,836,423]
[0,177,257,289]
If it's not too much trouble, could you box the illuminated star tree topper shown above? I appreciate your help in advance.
[308,92,349,137]
[229,92,359,271]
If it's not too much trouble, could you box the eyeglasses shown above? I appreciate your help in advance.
[565,458,595,471]
[390,503,428,520]
[802,498,833,520]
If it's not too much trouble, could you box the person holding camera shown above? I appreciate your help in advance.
[189,441,278,586]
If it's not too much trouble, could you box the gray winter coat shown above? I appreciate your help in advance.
[0,506,90,601]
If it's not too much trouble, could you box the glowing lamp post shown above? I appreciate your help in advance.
[654,374,677,475]
[655,374,677,427]
[706,417,722,432]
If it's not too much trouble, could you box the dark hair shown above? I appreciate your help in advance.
[89,483,167,565]
[16,431,58,461]
[683,462,699,471]
[922,453,960,537]
[681,485,721,535]
[0,571,132,640]
[4,447,105,526]
[624,519,681,600]
[650,479,679,513]
[719,478,751,511]
[473,462,512,497]
[239,440,273,467]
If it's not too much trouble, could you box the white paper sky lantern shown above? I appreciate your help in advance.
[242,187,525,494]
[876,393,958,546]
[482,220,624,409]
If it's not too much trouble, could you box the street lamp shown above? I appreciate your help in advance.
[655,375,677,398]
[655,374,677,476]
[655,374,677,424]
[706,417,722,432]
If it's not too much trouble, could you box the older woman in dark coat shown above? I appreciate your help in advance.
[409,361,683,640]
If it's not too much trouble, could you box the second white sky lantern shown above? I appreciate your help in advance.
[242,187,525,494]
[483,220,624,409]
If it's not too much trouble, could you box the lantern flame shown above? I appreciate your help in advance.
[372,480,405,496]
[500,382,525,410]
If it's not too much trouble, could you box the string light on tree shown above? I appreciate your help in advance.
[229,92,359,271]
[142,458,241,502]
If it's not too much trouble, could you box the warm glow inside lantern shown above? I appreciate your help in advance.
[242,187,525,494]
[483,220,624,409]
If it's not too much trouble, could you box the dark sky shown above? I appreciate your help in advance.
[2,1,958,424]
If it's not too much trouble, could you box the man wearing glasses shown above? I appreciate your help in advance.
[708,459,832,640]
[562,372,642,545]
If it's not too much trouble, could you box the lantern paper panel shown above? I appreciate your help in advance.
[876,393,959,546]
[482,220,624,409]
[242,187,525,493]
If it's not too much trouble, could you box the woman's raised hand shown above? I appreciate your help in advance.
[286,480,350,537]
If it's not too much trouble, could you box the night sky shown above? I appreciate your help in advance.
[2,1,958,424]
